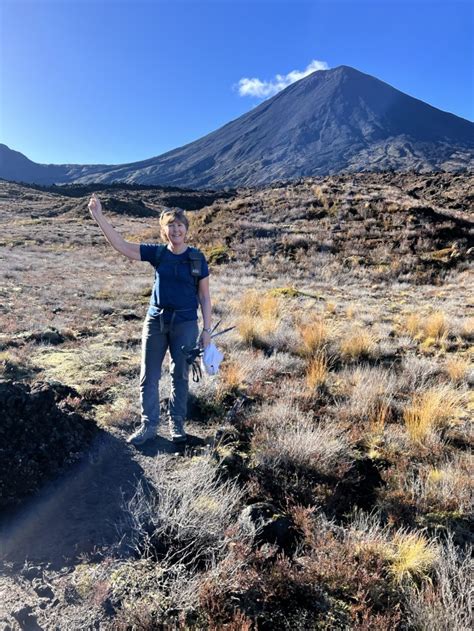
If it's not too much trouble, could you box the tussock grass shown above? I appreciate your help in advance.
[235,289,282,343]
[217,359,246,393]
[445,356,471,383]
[403,384,465,443]
[388,530,439,583]
[402,534,473,631]
[339,325,377,360]
[459,316,474,339]
[403,309,450,347]
[325,300,337,314]
[336,365,396,422]
[295,312,333,357]
[345,304,356,319]
[238,289,280,320]
[347,511,439,584]
[305,350,328,391]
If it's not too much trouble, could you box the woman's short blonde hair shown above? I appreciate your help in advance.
[159,207,189,242]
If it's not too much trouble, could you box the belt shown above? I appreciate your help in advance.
[155,306,195,333]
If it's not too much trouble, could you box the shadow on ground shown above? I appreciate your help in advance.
[132,430,208,458]
[0,432,148,570]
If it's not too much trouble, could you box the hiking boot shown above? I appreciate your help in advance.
[127,421,158,446]
[169,416,187,443]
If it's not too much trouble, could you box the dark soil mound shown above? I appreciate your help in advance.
[0,379,98,512]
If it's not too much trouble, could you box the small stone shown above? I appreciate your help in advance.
[237,501,296,552]
[12,605,43,630]
[33,584,54,600]
[21,565,43,581]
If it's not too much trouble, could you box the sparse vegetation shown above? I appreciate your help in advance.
[1,173,472,629]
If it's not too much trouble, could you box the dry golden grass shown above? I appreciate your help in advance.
[239,289,262,317]
[403,309,449,346]
[369,401,390,437]
[296,313,331,357]
[403,385,465,443]
[339,326,377,360]
[305,351,328,391]
[216,360,246,398]
[259,293,280,321]
[345,305,355,319]
[460,316,474,339]
[405,312,422,338]
[235,290,281,342]
[388,531,439,584]
[236,314,277,342]
[236,315,257,344]
[445,356,471,383]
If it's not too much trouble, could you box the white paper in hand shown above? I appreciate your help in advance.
[201,343,224,375]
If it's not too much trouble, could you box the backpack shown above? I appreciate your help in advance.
[154,244,204,291]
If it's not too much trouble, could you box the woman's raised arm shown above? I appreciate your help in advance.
[88,193,141,261]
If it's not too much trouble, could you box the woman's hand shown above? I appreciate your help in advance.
[198,330,211,350]
[88,193,103,219]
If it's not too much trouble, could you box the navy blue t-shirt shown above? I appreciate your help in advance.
[140,244,209,323]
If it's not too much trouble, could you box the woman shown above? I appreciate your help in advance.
[88,193,212,446]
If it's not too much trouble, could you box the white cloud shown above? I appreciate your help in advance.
[235,59,329,98]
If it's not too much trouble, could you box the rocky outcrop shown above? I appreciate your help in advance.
[0,379,98,511]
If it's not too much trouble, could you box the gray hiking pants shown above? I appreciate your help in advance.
[139,313,199,427]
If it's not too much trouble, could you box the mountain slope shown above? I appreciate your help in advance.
[1,65,473,188]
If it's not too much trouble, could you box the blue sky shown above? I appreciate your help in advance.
[1,0,472,165]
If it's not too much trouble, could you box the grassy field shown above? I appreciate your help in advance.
[0,173,472,629]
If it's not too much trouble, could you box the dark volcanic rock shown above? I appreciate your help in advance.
[0,379,99,512]
[238,501,297,552]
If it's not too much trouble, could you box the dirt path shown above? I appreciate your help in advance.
[0,422,218,629]
[0,423,216,569]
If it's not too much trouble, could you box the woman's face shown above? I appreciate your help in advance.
[165,219,187,246]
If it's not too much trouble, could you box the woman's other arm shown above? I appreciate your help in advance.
[197,275,212,348]
[88,193,141,260]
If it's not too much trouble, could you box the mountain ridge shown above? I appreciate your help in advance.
[1,65,473,188]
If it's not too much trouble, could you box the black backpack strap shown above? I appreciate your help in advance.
[187,246,204,291]
[154,244,204,292]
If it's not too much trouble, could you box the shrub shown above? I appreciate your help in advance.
[251,401,352,477]
[402,534,473,631]
[125,454,244,565]
[401,454,472,514]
